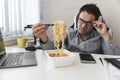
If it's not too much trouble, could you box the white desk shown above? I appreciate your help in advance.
[0,45,119,80]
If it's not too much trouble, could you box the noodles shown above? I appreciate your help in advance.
[53,20,67,55]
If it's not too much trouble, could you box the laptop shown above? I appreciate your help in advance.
[0,30,37,69]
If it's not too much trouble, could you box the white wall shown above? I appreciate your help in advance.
[41,0,120,47]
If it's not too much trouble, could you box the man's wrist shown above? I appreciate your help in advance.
[102,33,111,41]
[39,36,48,44]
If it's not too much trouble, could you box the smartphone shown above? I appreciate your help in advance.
[79,53,96,64]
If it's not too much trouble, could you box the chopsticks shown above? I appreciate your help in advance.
[24,24,54,30]
[43,24,54,26]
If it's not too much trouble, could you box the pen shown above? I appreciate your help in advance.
[99,58,104,65]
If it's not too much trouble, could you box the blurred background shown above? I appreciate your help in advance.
[1,0,120,47]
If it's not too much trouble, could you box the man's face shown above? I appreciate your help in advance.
[77,11,95,36]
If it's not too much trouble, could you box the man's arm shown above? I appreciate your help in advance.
[92,21,120,55]
[39,38,54,50]
[93,21,111,41]
[102,39,120,55]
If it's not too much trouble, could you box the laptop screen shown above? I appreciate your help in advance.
[0,30,6,59]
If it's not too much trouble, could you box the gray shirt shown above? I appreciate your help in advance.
[40,28,120,55]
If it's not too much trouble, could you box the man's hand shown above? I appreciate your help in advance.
[32,23,48,43]
[93,21,111,41]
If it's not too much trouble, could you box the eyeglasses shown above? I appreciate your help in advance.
[78,18,93,26]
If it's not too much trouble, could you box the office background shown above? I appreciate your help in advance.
[41,0,120,47]
[1,0,120,47]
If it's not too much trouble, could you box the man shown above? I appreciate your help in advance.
[32,4,120,55]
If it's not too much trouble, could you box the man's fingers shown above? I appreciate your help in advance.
[93,21,103,28]
[33,23,42,28]
[32,24,47,34]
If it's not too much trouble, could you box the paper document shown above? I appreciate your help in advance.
[103,58,120,80]
[109,63,120,76]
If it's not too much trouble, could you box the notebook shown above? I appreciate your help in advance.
[0,30,37,69]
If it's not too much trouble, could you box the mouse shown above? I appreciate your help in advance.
[25,46,36,51]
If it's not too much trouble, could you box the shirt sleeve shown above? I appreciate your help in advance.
[39,38,54,50]
[102,40,120,55]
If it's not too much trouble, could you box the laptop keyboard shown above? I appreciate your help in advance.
[2,53,24,66]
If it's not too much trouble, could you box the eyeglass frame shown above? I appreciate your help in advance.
[78,18,94,27]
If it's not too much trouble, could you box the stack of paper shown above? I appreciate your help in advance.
[109,63,120,80]
[102,58,120,80]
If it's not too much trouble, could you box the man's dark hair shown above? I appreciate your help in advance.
[76,4,102,25]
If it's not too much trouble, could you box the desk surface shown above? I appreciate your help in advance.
[0,45,120,80]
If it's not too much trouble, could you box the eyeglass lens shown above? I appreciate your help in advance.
[78,18,93,26]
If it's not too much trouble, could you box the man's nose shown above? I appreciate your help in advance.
[81,23,87,28]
